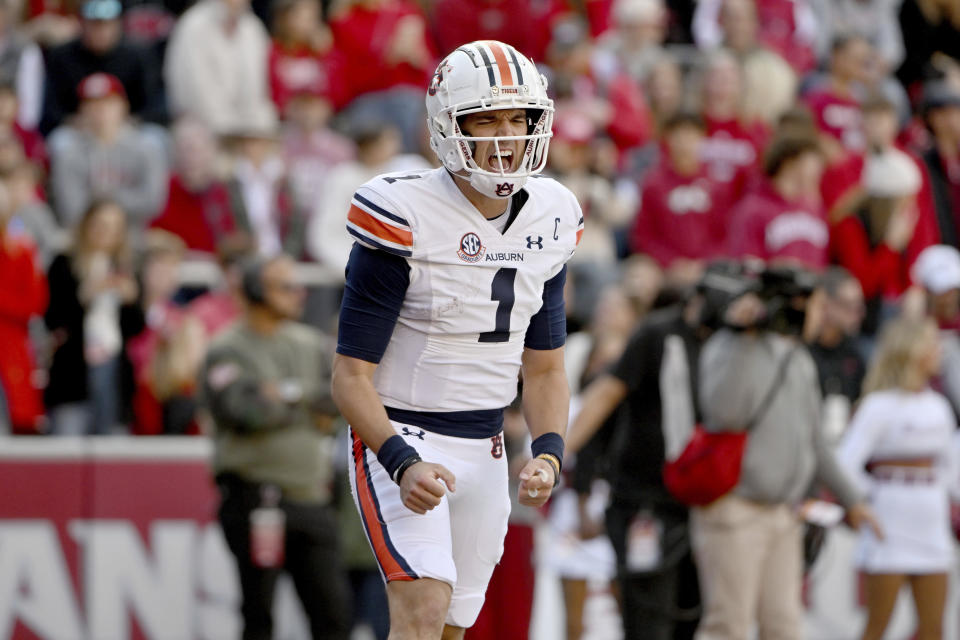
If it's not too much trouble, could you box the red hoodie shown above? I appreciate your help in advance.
[329,1,437,104]
[804,88,864,153]
[701,114,769,198]
[727,181,830,269]
[150,175,237,254]
[0,232,48,433]
[430,0,567,62]
[268,41,350,113]
[829,151,940,299]
[630,162,733,266]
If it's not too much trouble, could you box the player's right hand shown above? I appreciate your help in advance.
[399,462,456,514]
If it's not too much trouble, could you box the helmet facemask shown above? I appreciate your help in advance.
[447,105,552,199]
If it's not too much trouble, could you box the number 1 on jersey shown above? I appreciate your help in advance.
[479,267,517,343]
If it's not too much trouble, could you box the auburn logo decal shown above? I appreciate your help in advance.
[490,434,504,459]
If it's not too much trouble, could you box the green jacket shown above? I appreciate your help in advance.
[201,321,336,502]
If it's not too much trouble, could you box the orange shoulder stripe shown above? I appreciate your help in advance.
[348,204,413,247]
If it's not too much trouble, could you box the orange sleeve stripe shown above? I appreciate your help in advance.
[348,205,413,247]
[576,228,584,245]
[352,433,415,581]
[485,41,515,86]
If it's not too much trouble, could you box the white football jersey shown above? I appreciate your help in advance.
[346,167,583,412]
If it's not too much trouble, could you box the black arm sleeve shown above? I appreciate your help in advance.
[336,243,411,363]
[524,265,567,350]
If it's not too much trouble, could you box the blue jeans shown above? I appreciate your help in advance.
[88,356,120,435]
[50,357,121,435]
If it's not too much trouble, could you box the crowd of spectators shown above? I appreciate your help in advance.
[2,0,960,636]
[0,0,954,434]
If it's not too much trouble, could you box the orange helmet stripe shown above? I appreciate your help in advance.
[484,41,515,86]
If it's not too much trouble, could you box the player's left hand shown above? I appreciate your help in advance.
[518,458,555,507]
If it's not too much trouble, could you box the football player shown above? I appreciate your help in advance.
[331,40,583,639]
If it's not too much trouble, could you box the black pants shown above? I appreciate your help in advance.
[606,502,701,640]
[217,475,352,640]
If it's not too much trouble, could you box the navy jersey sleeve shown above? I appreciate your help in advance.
[336,243,410,363]
[524,265,567,350]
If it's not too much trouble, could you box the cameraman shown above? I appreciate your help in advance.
[567,266,748,640]
[201,254,351,640]
[692,269,881,640]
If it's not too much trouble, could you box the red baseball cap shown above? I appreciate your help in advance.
[77,73,127,102]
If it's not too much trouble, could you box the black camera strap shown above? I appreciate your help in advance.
[745,345,799,432]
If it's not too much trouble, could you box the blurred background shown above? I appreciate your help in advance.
[2,0,960,638]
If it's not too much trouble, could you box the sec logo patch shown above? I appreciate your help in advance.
[458,232,485,263]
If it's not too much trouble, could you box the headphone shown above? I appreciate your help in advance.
[240,257,267,305]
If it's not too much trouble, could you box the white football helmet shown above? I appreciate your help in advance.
[426,41,554,199]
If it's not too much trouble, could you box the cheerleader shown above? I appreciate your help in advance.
[838,317,958,640]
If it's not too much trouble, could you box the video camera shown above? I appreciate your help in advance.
[697,261,818,335]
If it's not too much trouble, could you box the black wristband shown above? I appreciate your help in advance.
[531,432,564,472]
[393,454,422,485]
[377,435,419,482]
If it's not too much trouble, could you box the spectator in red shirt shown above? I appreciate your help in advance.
[127,233,250,433]
[697,50,768,198]
[831,148,924,335]
[0,186,48,434]
[862,96,939,262]
[797,34,872,223]
[547,17,653,160]
[430,0,567,63]
[125,230,199,435]
[329,0,437,153]
[728,134,831,269]
[803,34,871,156]
[630,112,733,287]
[268,0,348,117]
[149,118,237,254]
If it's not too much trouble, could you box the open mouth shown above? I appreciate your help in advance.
[488,150,514,173]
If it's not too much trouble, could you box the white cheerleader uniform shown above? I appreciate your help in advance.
[837,388,958,574]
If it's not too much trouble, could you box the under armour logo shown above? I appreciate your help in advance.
[401,427,425,440]
[526,235,543,250]
[495,183,514,197]
[490,434,504,459]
